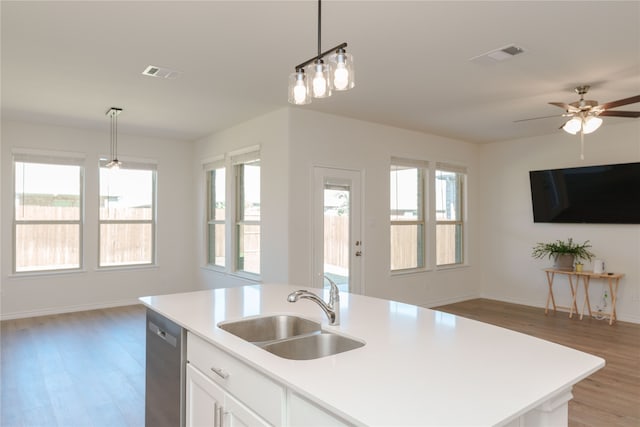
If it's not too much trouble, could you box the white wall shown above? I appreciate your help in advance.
[478,121,640,322]
[192,108,290,289]
[287,109,482,307]
[8,110,636,323]
[191,107,482,308]
[1,120,196,319]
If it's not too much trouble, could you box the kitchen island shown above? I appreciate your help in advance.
[140,284,604,426]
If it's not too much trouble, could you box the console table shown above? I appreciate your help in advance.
[543,268,624,325]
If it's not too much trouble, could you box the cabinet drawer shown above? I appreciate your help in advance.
[187,332,283,426]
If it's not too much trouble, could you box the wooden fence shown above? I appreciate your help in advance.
[15,206,153,271]
[15,207,456,272]
[326,215,459,269]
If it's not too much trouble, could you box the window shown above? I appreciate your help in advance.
[13,154,84,273]
[206,164,226,267]
[234,155,260,275]
[99,161,156,267]
[436,166,465,266]
[390,162,426,271]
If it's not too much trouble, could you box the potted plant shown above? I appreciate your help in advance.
[531,238,595,271]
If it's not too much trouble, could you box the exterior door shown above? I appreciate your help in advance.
[313,167,362,294]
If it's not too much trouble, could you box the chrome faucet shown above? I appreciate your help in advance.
[287,276,341,326]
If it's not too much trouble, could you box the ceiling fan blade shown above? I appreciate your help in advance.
[514,114,564,123]
[549,102,580,113]
[598,110,640,118]
[598,94,640,110]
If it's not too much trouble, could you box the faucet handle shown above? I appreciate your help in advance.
[323,275,340,295]
[323,276,340,326]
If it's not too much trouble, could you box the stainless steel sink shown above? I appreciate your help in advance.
[217,315,365,360]
[218,315,320,344]
[261,332,365,360]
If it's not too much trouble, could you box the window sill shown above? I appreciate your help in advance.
[390,268,432,277]
[199,266,262,283]
[201,265,226,273]
[96,264,158,273]
[435,263,470,271]
[390,263,470,276]
[8,269,87,279]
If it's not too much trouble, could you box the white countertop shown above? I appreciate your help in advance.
[140,284,604,426]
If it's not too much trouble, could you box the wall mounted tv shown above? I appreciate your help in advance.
[529,162,640,224]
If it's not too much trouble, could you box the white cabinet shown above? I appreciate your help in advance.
[187,332,354,427]
[187,332,283,426]
[288,392,350,427]
[223,392,270,427]
[186,364,270,427]
[186,364,224,427]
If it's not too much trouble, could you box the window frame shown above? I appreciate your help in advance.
[98,159,157,268]
[204,160,226,268]
[12,152,85,274]
[435,164,467,268]
[390,159,429,273]
[233,153,261,276]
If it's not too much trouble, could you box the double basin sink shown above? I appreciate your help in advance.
[218,315,364,360]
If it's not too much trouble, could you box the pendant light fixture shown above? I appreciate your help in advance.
[106,107,123,169]
[288,0,354,105]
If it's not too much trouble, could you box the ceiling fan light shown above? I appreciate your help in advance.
[582,116,603,134]
[328,48,354,91]
[288,70,312,105]
[562,117,582,135]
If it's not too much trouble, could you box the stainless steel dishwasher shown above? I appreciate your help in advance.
[145,309,186,427]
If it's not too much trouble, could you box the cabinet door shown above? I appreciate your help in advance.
[223,393,271,427]
[186,364,225,427]
[288,392,350,427]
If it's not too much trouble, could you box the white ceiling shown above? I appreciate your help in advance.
[2,1,640,144]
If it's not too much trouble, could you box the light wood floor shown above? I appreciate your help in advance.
[2,300,638,426]
[435,299,640,427]
[1,305,146,427]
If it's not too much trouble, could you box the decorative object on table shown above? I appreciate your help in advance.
[593,259,605,274]
[575,262,584,272]
[531,238,595,271]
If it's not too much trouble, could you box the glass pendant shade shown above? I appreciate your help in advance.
[288,70,312,105]
[328,49,354,91]
[306,60,332,98]
[582,116,603,134]
[562,117,582,135]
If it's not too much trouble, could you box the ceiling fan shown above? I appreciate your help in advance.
[515,85,640,130]
[516,85,640,158]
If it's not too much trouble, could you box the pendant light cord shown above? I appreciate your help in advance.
[111,113,114,160]
[109,110,118,161]
[317,0,322,58]
[113,112,118,160]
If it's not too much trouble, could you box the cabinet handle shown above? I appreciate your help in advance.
[210,366,229,379]
[214,402,220,427]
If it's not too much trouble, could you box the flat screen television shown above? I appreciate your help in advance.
[529,162,640,224]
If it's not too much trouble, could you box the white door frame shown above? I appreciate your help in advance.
[312,166,363,294]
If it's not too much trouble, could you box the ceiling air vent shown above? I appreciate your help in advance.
[142,65,182,79]
[469,44,525,64]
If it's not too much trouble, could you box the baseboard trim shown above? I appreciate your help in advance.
[479,294,640,325]
[0,299,142,321]
[422,293,482,309]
